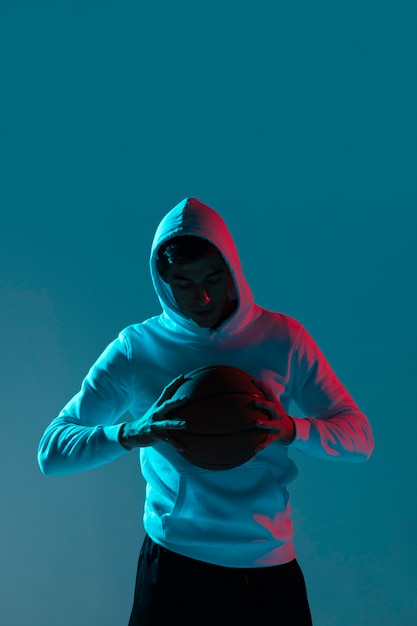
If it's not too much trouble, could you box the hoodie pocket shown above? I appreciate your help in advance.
[160,460,293,550]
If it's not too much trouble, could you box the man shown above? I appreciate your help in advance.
[38,197,374,625]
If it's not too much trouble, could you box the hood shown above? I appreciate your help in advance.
[149,197,258,336]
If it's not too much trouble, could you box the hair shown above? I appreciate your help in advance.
[156,235,220,280]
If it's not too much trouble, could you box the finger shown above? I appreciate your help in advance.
[152,419,187,432]
[153,424,187,452]
[159,395,189,417]
[167,373,192,393]
[166,373,187,392]
[255,419,281,432]
[248,399,276,419]
[158,375,189,405]
[251,379,274,401]
[167,419,188,430]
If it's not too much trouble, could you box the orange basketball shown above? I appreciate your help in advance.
[163,365,271,469]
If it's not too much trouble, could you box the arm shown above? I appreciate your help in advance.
[38,336,133,476]
[289,325,374,462]
[38,335,189,476]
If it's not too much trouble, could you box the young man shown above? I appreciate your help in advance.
[38,197,374,625]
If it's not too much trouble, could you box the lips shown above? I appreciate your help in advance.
[192,307,216,316]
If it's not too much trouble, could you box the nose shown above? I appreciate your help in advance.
[194,287,210,306]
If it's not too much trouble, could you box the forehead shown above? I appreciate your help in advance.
[167,253,228,280]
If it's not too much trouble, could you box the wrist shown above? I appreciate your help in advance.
[118,423,137,450]
[281,416,296,446]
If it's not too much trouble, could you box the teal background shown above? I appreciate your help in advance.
[1,1,416,624]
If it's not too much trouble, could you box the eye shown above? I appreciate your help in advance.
[206,270,224,285]
[175,281,193,289]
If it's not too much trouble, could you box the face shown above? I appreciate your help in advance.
[164,253,237,328]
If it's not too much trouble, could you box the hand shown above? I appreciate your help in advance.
[251,379,296,450]
[119,374,189,451]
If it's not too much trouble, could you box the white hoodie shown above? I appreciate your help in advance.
[38,197,374,568]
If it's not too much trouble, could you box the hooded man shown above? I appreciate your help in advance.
[38,197,374,626]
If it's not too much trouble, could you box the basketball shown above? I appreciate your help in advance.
[162,365,271,470]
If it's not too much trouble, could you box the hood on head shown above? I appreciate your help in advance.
[150,197,256,334]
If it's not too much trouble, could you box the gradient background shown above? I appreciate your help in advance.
[1,1,416,624]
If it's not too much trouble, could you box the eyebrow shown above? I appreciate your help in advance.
[172,269,224,281]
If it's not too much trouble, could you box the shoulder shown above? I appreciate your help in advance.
[256,307,306,342]
[117,316,163,357]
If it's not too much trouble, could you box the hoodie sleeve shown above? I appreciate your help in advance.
[38,335,133,476]
[289,325,374,462]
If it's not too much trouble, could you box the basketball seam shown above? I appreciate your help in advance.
[171,390,265,404]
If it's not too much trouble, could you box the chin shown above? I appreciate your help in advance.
[193,317,218,328]
[190,311,220,328]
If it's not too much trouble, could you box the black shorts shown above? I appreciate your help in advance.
[128,534,313,626]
